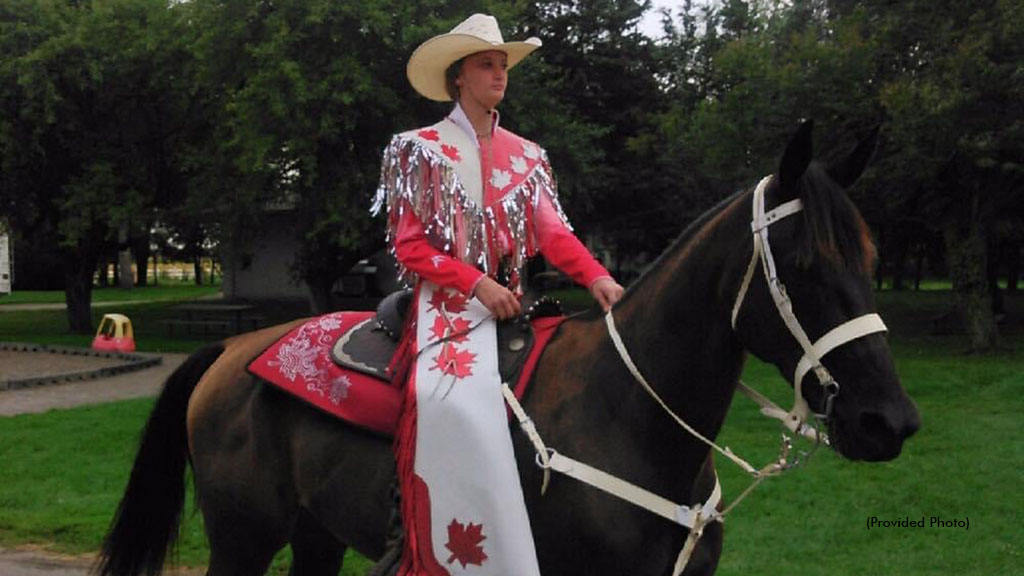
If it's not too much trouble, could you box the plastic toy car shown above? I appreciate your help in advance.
[92,313,136,353]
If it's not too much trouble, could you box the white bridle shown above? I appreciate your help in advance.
[731,175,888,438]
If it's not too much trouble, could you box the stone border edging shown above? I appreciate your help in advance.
[0,342,163,391]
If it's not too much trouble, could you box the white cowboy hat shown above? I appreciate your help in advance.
[407,13,542,102]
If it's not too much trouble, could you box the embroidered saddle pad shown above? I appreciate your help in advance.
[247,311,564,437]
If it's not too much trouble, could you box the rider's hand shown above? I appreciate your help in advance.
[590,278,625,311]
[473,276,521,320]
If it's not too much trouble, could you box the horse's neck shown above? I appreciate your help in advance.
[600,194,752,477]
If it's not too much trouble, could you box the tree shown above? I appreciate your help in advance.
[513,1,676,261]
[0,0,202,332]
[184,0,485,312]
[875,0,1023,350]
[654,0,1021,350]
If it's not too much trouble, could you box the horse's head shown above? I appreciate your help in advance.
[731,120,919,461]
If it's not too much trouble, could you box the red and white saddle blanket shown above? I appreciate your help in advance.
[247,308,563,439]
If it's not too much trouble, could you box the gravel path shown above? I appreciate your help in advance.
[0,351,187,416]
[0,349,197,574]
[0,350,130,381]
[0,546,203,576]
[0,548,97,576]
[0,300,166,312]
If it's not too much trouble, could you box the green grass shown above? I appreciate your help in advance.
[0,283,221,305]
[0,397,372,575]
[0,303,212,353]
[0,291,1019,574]
[712,348,1021,575]
[0,285,309,353]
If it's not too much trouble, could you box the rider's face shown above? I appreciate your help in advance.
[457,50,509,110]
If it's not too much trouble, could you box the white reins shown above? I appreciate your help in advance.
[504,174,890,575]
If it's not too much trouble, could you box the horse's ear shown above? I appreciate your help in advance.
[778,119,814,198]
[828,125,880,188]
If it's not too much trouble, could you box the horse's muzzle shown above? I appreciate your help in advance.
[832,390,920,461]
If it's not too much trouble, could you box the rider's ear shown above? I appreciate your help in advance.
[778,119,814,199]
[827,125,880,189]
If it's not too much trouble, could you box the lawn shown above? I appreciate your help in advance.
[0,284,310,353]
[0,282,221,305]
[0,290,1020,574]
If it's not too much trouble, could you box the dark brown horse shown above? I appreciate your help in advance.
[98,122,919,576]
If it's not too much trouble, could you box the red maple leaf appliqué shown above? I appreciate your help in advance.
[430,314,449,342]
[446,317,472,343]
[427,289,468,314]
[417,129,440,141]
[441,143,462,162]
[445,519,488,568]
[429,315,472,343]
[433,344,476,379]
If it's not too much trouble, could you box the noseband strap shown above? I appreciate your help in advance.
[791,313,886,417]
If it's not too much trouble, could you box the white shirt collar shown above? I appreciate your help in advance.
[448,103,500,149]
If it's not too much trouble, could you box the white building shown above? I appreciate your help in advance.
[220,212,310,301]
[0,230,11,295]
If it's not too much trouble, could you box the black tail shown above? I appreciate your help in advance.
[96,343,225,576]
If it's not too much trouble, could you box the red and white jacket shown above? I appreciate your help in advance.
[373,105,610,295]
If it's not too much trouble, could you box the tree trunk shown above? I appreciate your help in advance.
[943,222,998,351]
[1006,239,1019,293]
[307,276,333,315]
[914,248,925,291]
[194,255,203,286]
[134,234,151,287]
[118,248,133,289]
[988,238,1004,316]
[891,239,908,291]
[134,249,149,287]
[874,236,887,290]
[97,254,109,288]
[64,248,98,334]
[117,225,132,289]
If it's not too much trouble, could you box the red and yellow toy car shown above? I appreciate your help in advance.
[91,313,136,353]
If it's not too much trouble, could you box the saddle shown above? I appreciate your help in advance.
[330,289,560,387]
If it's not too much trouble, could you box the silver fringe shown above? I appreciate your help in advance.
[371,135,573,292]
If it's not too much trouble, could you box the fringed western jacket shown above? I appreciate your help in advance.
[372,105,610,295]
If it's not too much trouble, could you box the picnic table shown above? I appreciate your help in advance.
[165,303,265,336]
